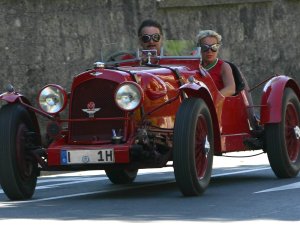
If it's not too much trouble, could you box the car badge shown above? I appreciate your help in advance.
[82,101,100,118]
[90,71,102,76]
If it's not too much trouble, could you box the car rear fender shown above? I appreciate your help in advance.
[179,83,221,153]
[0,92,41,137]
[260,75,300,124]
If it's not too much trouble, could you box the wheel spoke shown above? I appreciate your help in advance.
[285,103,300,162]
[195,115,208,178]
[16,124,35,179]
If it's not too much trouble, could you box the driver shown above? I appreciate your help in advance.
[117,19,163,63]
[137,19,164,56]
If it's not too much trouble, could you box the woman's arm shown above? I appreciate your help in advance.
[220,62,236,96]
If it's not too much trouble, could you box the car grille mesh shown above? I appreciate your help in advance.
[69,79,124,143]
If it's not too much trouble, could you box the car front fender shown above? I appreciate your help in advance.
[0,91,24,103]
[179,82,222,154]
[0,91,41,136]
[260,75,300,123]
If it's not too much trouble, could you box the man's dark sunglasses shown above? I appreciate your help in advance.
[200,44,220,52]
[141,33,161,43]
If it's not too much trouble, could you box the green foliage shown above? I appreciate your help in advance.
[163,40,196,56]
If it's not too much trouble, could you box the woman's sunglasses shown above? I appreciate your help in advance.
[200,44,220,52]
[141,33,161,43]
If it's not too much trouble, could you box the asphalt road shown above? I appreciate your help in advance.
[1,151,300,225]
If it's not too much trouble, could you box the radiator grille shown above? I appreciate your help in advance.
[69,79,125,142]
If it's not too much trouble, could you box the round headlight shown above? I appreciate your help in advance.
[38,85,67,114]
[115,82,143,111]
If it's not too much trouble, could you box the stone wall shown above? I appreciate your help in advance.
[0,0,299,104]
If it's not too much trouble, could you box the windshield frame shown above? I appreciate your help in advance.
[101,40,201,66]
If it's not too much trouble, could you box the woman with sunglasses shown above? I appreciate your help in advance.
[138,19,163,55]
[197,30,236,97]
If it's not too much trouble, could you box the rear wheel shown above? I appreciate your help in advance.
[0,104,39,200]
[173,98,214,196]
[265,88,300,178]
[105,168,138,184]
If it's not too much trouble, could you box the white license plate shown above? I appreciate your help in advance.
[60,149,114,165]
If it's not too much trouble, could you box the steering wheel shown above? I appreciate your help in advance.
[106,51,136,62]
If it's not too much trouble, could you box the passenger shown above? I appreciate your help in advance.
[138,19,164,56]
[197,30,236,97]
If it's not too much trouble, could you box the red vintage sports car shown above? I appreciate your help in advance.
[0,41,299,200]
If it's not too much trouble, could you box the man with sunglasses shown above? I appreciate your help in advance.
[197,30,236,97]
[138,19,163,55]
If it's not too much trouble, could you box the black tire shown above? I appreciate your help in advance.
[0,104,39,200]
[105,168,138,184]
[173,98,214,196]
[265,88,300,178]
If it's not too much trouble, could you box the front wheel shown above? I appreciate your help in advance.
[105,168,138,184]
[265,88,300,178]
[173,98,214,196]
[0,104,39,200]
